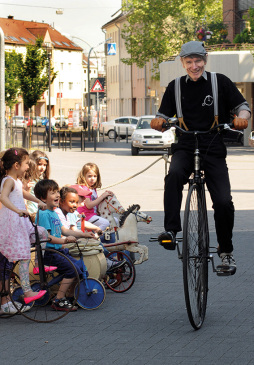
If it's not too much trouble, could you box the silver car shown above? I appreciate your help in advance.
[131,115,175,155]
[99,116,138,139]
[12,116,27,128]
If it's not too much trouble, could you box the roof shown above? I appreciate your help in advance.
[0,17,82,51]
[101,13,124,29]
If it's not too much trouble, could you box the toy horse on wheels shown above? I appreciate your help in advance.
[98,195,152,265]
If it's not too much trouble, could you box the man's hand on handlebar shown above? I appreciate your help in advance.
[151,118,167,132]
[232,117,248,130]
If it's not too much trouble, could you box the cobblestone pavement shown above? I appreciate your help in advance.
[1,143,254,365]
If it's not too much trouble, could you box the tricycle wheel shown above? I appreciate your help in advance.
[105,251,136,293]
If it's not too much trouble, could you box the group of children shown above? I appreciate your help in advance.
[0,148,122,314]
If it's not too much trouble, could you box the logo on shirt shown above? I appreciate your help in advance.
[202,95,214,107]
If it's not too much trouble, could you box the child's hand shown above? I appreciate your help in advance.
[27,181,34,189]
[38,201,47,210]
[94,227,102,235]
[18,209,29,217]
[102,191,113,199]
[65,236,77,243]
[84,231,96,238]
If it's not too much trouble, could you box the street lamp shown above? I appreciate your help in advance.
[87,38,111,140]
[45,42,52,152]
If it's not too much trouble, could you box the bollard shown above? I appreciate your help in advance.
[126,127,128,143]
[81,130,84,151]
[102,127,104,142]
[94,128,97,151]
[118,127,120,142]
[22,128,28,149]
[64,131,67,151]
[58,130,60,149]
[70,131,72,149]
[91,127,94,141]
[114,127,116,143]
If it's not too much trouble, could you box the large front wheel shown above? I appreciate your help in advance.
[182,184,209,330]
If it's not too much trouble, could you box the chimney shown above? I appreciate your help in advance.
[8,15,14,19]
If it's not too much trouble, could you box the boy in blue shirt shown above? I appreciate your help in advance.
[34,179,95,311]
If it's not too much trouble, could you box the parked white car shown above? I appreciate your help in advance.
[99,116,138,139]
[131,115,175,155]
[12,116,27,128]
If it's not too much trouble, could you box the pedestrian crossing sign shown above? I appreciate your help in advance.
[107,43,116,55]
[91,79,104,92]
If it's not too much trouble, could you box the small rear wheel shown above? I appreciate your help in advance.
[0,258,21,319]
[105,251,136,293]
[9,248,80,323]
[74,278,105,310]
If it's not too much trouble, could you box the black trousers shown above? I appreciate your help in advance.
[164,149,235,254]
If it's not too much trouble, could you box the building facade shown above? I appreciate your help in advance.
[0,16,83,119]
[102,11,164,121]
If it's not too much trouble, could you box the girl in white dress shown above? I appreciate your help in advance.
[0,148,48,314]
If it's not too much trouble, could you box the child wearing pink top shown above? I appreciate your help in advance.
[76,163,113,231]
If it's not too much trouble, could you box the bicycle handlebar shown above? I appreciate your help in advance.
[162,118,235,135]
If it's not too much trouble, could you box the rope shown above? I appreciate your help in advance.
[100,154,170,190]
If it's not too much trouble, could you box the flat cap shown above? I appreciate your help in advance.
[179,41,207,57]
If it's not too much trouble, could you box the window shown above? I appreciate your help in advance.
[60,63,64,71]
[9,36,19,42]
[20,37,29,43]
[59,82,64,90]
[69,82,73,90]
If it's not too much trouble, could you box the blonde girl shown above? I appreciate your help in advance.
[0,148,48,313]
[24,150,50,218]
[76,163,113,230]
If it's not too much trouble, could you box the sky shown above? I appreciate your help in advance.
[0,0,122,53]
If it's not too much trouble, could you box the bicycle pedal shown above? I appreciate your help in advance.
[160,240,176,250]
[216,266,236,276]
[149,237,158,242]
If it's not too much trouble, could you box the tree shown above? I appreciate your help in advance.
[121,0,223,78]
[233,8,254,44]
[19,37,57,148]
[5,50,22,117]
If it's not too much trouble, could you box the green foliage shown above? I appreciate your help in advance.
[233,8,254,44]
[205,22,229,45]
[5,50,22,109]
[121,0,223,78]
[19,37,57,109]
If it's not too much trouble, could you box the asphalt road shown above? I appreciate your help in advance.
[1,142,254,365]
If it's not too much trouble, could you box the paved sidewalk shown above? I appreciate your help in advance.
[1,143,254,365]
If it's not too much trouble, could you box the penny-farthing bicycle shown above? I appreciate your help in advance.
[151,119,238,330]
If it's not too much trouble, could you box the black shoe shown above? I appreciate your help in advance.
[158,231,176,250]
[51,297,78,312]
[106,259,126,273]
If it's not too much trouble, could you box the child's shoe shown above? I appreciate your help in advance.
[33,266,57,275]
[0,301,30,314]
[23,290,47,304]
[51,297,78,312]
